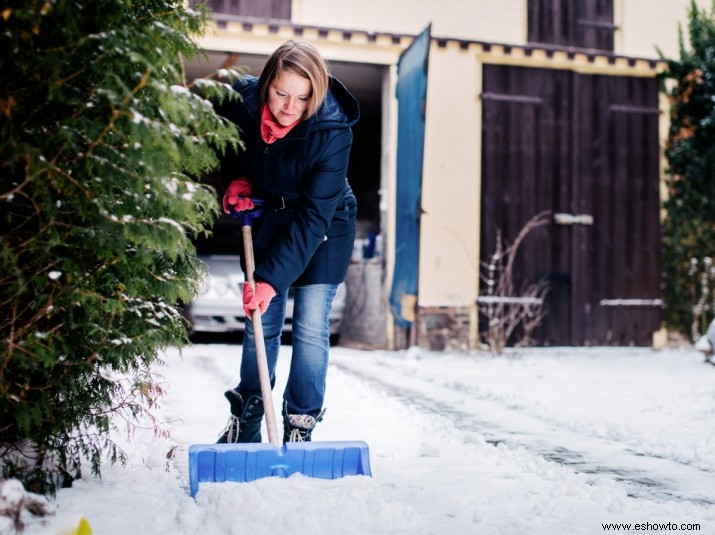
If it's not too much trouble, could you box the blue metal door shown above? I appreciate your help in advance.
[389,25,431,327]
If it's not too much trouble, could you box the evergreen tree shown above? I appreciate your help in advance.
[0,1,239,493]
[660,0,715,337]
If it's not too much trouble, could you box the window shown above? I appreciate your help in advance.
[200,0,291,20]
[528,0,615,52]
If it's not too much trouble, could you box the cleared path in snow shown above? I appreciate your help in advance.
[330,351,715,507]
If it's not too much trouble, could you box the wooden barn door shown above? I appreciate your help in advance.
[480,65,661,346]
[571,74,662,345]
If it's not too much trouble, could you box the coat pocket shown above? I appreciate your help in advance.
[326,195,357,238]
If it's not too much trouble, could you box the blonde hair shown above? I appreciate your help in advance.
[258,40,330,120]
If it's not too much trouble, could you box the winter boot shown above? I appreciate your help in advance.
[216,390,263,444]
[282,402,326,443]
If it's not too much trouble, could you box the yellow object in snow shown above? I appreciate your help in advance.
[63,516,92,535]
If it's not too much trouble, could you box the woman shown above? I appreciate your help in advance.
[213,40,359,443]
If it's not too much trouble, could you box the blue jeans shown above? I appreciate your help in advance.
[237,284,338,417]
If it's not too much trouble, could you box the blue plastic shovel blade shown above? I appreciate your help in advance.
[188,441,372,497]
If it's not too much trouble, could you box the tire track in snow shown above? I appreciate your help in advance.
[330,358,715,506]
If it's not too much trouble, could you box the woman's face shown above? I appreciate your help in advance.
[267,69,312,126]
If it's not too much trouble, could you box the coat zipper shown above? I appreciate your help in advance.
[262,144,270,192]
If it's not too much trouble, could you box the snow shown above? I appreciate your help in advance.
[20,343,715,534]
[0,479,52,534]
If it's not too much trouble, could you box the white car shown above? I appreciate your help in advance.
[184,254,346,343]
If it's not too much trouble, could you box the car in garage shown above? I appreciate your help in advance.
[183,253,346,343]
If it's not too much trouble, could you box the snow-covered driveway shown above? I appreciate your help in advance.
[32,344,715,534]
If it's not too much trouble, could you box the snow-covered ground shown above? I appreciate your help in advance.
[19,342,715,534]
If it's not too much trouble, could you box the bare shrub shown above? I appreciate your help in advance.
[478,211,551,354]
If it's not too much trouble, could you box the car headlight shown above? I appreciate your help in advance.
[197,276,210,295]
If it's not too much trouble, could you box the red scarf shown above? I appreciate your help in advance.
[260,104,301,144]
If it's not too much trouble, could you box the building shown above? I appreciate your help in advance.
[186,0,707,350]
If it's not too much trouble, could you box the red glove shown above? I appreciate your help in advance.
[223,178,255,214]
[243,281,277,317]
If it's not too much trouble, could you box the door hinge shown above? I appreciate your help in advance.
[554,213,594,226]
[599,299,664,308]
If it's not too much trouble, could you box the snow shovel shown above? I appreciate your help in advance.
[187,200,371,498]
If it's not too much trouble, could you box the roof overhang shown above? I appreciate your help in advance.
[187,16,666,93]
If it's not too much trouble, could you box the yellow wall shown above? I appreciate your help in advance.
[291,0,707,59]
[616,0,712,58]
[292,0,524,44]
[418,42,481,309]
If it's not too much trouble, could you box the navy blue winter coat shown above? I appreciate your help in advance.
[215,75,359,296]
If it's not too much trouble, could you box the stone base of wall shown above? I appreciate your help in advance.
[339,259,474,351]
[415,305,472,351]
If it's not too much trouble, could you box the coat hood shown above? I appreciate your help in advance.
[313,77,360,130]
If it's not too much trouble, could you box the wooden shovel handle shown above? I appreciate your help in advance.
[242,224,281,447]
